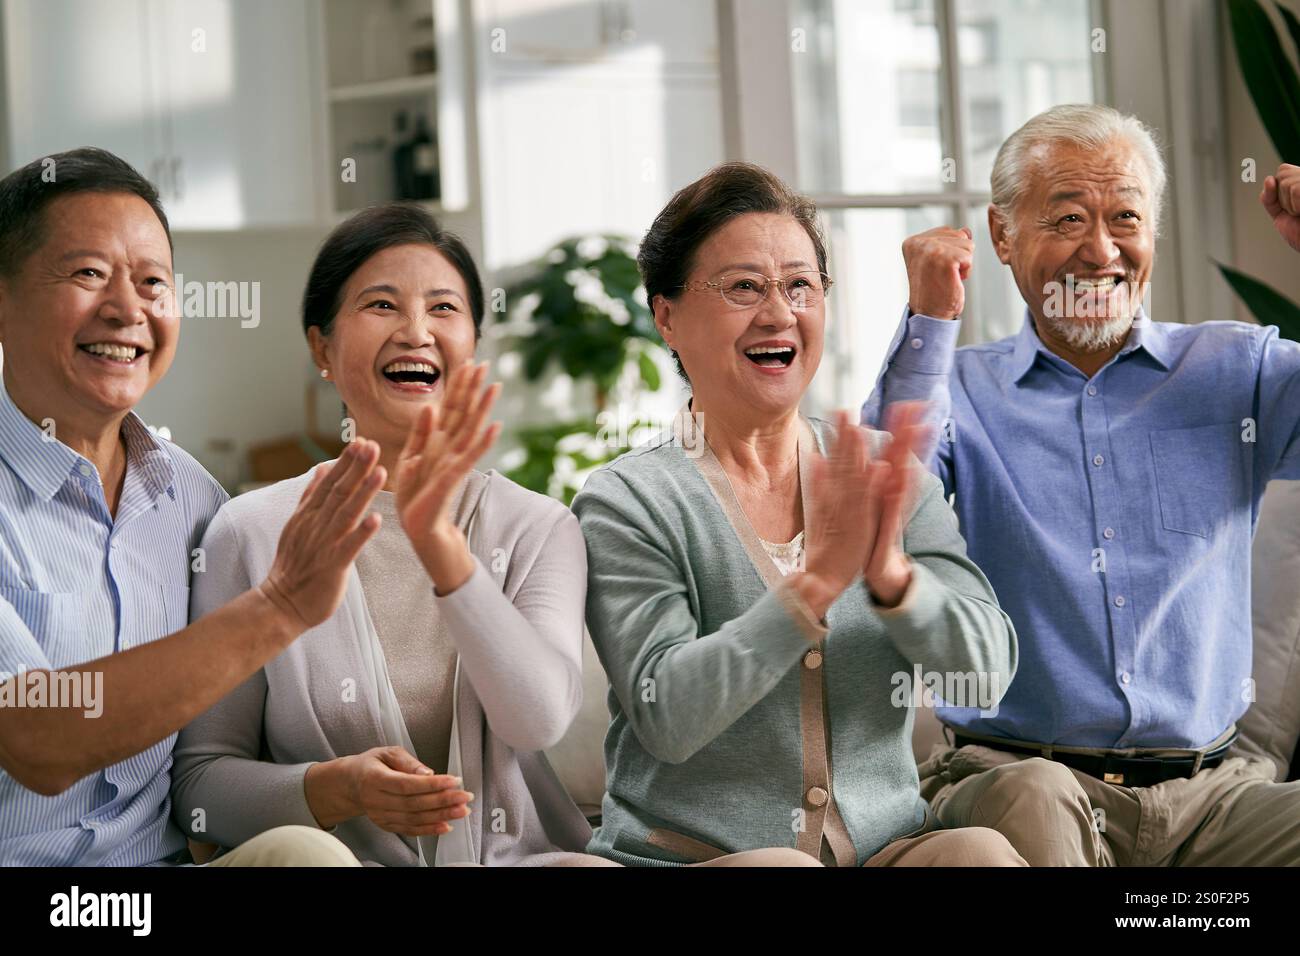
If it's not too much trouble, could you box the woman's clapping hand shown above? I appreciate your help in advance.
[394,362,502,595]
[797,403,930,620]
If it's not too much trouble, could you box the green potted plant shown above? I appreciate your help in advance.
[496,235,668,503]
[1220,0,1300,340]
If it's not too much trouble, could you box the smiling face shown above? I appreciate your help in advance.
[309,242,477,452]
[990,137,1156,354]
[654,212,825,421]
[0,191,177,431]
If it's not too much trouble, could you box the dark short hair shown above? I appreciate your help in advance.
[637,162,828,382]
[0,147,172,278]
[301,202,484,341]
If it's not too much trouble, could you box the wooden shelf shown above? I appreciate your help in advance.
[328,74,437,104]
[319,0,467,216]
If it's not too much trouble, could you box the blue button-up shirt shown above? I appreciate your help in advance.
[0,378,226,865]
[863,308,1300,749]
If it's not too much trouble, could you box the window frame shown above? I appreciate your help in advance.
[717,0,1230,378]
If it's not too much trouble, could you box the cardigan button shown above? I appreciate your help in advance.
[805,786,829,807]
[803,649,823,670]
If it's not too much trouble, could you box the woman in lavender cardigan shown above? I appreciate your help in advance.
[171,203,615,866]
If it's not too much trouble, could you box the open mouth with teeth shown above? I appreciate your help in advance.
[79,343,146,364]
[382,360,441,387]
[743,346,797,368]
[1070,276,1121,293]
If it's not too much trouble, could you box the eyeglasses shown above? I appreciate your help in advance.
[680,270,834,310]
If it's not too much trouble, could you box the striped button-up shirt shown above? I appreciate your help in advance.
[863,309,1300,750]
[0,378,226,865]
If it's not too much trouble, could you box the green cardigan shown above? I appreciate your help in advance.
[572,409,1017,866]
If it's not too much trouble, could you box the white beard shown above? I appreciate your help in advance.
[1038,308,1135,353]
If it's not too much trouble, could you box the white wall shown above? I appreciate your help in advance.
[133,228,331,481]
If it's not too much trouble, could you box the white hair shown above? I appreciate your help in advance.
[990,104,1166,236]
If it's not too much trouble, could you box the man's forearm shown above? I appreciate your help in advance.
[0,585,301,795]
[862,309,961,486]
[863,310,958,414]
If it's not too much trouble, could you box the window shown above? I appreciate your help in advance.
[783,0,1101,414]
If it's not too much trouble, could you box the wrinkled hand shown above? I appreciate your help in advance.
[797,405,931,620]
[346,746,473,837]
[1262,163,1300,253]
[395,362,502,595]
[903,226,973,320]
[260,439,384,630]
[803,411,878,601]
[860,402,931,608]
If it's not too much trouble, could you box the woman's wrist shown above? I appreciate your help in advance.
[412,522,475,596]
[865,556,913,609]
[304,757,357,829]
[789,569,846,625]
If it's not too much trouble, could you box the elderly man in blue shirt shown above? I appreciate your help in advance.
[863,104,1300,866]
[0,148,387,865]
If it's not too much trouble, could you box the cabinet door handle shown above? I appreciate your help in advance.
[170,157,184,201]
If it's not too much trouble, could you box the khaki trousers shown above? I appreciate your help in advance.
[920,744,1300,866]
[202,825,361,867]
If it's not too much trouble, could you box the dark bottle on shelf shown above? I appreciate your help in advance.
[392,110,415,200]
[410,112,440,201]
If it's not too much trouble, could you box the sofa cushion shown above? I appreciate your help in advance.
[912,696,948,764]
[545,627,610,818]
[1234,480,1300,780]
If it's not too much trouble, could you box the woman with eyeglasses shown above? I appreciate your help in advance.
[572,162,1025,867]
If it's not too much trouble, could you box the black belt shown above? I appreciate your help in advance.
[952,731,1237,788]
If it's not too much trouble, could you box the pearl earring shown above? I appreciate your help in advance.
[320,368,330,379]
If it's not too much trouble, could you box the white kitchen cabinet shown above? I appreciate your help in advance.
[155,0,321,228]
[2,0,321,229]
[481,0,717,67]
[480,66,723,269]
[2,0,164,179]
[474,0,723,271]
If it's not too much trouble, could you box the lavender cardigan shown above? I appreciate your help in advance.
[170,465,593,866]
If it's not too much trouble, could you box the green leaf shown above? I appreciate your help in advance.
[493,235,668,500]
[1214,260,1300,341]
[1274,1,1294,66]
[1279,1,1300,64]
[1227,0,1300,162]
[636,348,661,391]
[522,340,551,380]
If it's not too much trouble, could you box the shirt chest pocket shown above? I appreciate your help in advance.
[127,583,192,649]
[0,586,90,670]
[1149,422,1250,537]
[163,583,192,633]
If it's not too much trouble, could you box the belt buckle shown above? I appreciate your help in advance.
[1100,754,1128,785]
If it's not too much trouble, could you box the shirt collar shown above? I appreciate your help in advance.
[1010,305,1169,385]
[0,376,176,503]
[1008,309,1047,384]
[1118,308,1171,370]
